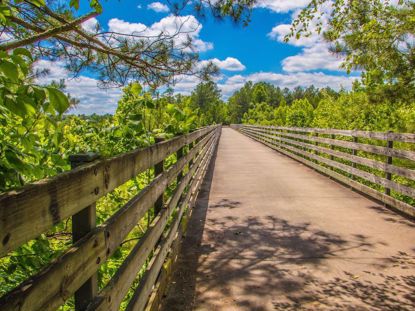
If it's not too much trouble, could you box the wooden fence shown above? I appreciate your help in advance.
[237,125,415,218]
[0,125,221,311]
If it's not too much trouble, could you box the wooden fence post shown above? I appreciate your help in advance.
[352,135,358,167]
[154,137,164,216]
[188,141,194,168]
[69,153,100,311]
[385,131,393,196]
[177,145,184,184]
[330,134,335,160]
[351,134,358,180]
[315,132,319,155]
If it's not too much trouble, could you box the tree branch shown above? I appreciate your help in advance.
[0,11,98,51]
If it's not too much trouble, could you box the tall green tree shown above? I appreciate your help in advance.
[228,81,253,123]
[290,0,415,101]
[190,81,227,124]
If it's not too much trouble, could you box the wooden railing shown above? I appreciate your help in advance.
[0,125,221,311]
[237,125,415,218]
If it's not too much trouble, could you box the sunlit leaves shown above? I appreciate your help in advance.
[0,59,18,82]
[290,0,415,102]
[0,48,71,190]
[47,87,70,115]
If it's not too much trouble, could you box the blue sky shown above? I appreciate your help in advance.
[35,1,358,114]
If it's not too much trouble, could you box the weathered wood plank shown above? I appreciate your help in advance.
[243,128,415,198]
[0,130,217,311]
[249,129,415,181]
[250,125,415,143]
[0,126,217,257]
[126,132,219,311]
[241,128,415,217]
[245,126,415,162]
[86,130,218,311]
[145,132,218,311]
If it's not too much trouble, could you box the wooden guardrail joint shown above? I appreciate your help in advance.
[154,137,165,216]
[385,131,394,196]
[238,125,415,218]
[177,145,184,184]
[69,152,100,311]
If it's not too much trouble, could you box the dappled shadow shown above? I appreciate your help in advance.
[209,198,241,209]
[366,205,415,229]
[161,199,415,310]
[160,131,415,311]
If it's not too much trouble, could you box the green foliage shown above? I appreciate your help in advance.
[235,82,337,125]
[0,48,69,190]
[312,92,414,132]
[0,80,218,304]
[286,98,314,127]
[290,0,415,102]
[190,81,229,125]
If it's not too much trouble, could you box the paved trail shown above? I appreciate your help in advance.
[161,128,415,311]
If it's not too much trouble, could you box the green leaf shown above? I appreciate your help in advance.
[130,82,142,95]
[142,99,155,109]
[3,95,28,117]
[13,48,33,60]
[129,113,143,121]
[90,0,103,13]
[0,59,19,82]
[5,149,26,171]
[11,55,29,75]
[29,0,46,7]
[70,0,80,10]
[47,87,70,114]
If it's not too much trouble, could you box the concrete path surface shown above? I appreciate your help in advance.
[161,127,415,311]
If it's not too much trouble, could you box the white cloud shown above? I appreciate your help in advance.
[169,75,200,95]
[282,43,343,72]
[108,15,213,52]
[32,60,357,114]
[33,60,121,115]
[268,23,320,47]
[217,71,356,98]
[169,71,357,99]
[108,18,146,34]
[81,17,99,33]
[199,57,246,71]
[268,3,346,72]
[147,2,170,13]
[0,32,12,42]
[255,0,310,13]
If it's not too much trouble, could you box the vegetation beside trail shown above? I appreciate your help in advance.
[1,0,414,308]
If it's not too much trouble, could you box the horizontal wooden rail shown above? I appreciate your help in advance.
[87,133,218,311]
[144,136,213,311]
[126,136,218,311]
[265,126,415,143]
[237,125,415,218]
[261,133,415,180]
[254,127,415,162]
[0,125,216,257]
[0,125,221,311]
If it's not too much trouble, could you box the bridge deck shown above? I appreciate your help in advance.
[161,128,415,311]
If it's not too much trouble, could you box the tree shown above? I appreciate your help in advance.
[0,0,256,87]
[228,81,253,123]
[290,0,415,101]
[0,0,256,189]
[286,98,314,127]
[252,83,270,104]
[190,81,226,124]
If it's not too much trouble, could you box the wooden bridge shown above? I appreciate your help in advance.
[1,125,415,311]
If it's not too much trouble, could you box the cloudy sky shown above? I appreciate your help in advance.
[37,0,359,114]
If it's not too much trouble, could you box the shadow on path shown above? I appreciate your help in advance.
[160,129,415,311]
[162,205,415,310]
